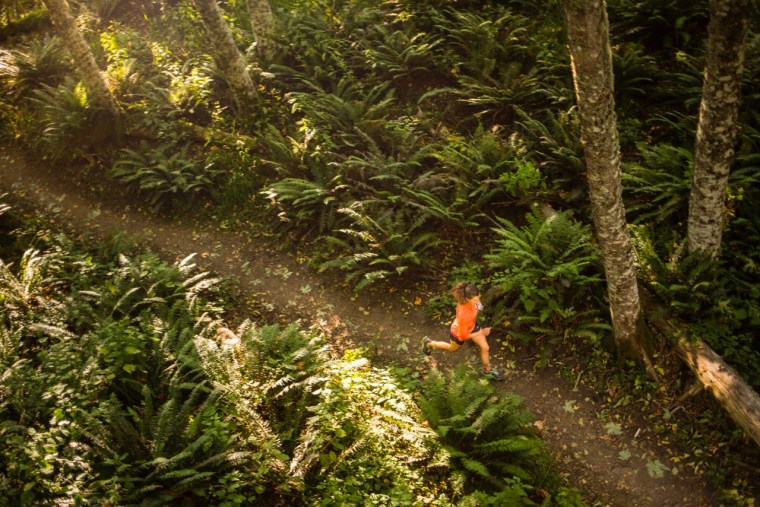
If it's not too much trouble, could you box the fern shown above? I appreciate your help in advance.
[110,142,216,213]
[83,385,245,503]
[432,126,546,216]
[320,200,445,290]
[362,25,445,83]
[418,365,542,493]
[262,176,343,233]
[621,143,693,225]
[515,108,586,202]
[432,7,531,80]
[0,35,70,98]
[287,79,396,154]
[485,206,605,344]
[285,348,450,502]
[612,43,658,109]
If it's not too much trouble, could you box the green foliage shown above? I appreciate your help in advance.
[320,200,446,289]
[0,36,70,99]
[362,24,446,84]
[485,206,606,345]
[515,108,585,203]
[0,226,237,505]
[262,176,342,234]
[1,215,466,505]
[612,43,658,110]
[632,227,717,317]
[273,2,357,91]
[99,23,155,100]
[111,142,217,212]
[623,142,760,229]
[84,387,250,504]
[632,226,760,387]
[418,7,546,124]
[418,365,543,498]
[194,147,260,222]
[433,126,545,216]
[25,77,116,163]
[196,323,460,504]
[287,80,397,154]
[157,51,218,121]
[608,0,709,53]
[655,53,704,114]
[622,143,693,225]
[292,352,452,504]
[0,4,49,40]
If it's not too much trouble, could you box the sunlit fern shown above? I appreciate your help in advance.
[27,78,111,163]
[287,79,396,154]
[320,200,445,290]
[432,126,546,214]
[418,364,541,492]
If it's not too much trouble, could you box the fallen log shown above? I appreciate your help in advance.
[641,290,760,449]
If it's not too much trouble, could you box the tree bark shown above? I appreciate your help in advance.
[193,0,257,116]
[246,0,275,61]
[42,0,120,118]
[687,0,750,258]
[559,0,645,360]
[641,291,760,449]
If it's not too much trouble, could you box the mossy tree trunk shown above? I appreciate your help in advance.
[246,0,275,61]
[559,0,646,360]
[42,0,120,119]
[193,0,257,117]
[686,0,750,258]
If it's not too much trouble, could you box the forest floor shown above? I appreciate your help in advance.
[0,144,723,506]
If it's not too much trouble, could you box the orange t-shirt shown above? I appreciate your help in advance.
[450,302,478,341]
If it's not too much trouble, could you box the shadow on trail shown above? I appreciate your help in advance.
[0,145,717,507]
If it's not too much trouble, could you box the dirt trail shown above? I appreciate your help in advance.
[0,145,718,506]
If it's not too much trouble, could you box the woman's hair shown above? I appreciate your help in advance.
[451,282,480,304]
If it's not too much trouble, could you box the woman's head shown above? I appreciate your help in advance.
[451,282,480,304]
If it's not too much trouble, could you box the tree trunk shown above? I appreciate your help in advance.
[686,0,750,258]
[42,0,120,118]
[559,0,645,360]
[641,291,760,449]
[246,0,275,61]
[193,0,257,117]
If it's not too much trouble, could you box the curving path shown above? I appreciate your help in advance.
[0,145,717,506]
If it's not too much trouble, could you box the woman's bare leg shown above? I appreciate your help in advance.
[429,339,462,352]
[470,330,491,371]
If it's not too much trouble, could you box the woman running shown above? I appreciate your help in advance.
[422,282,502,380]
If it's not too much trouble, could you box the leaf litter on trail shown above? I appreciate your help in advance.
[646,459,670,479]
[563,400,578,414]
[604,422,623,436]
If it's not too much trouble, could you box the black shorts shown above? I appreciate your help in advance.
[450,325,480,345]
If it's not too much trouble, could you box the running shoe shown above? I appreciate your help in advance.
[422,336,432,356]
[480,367,503,381]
